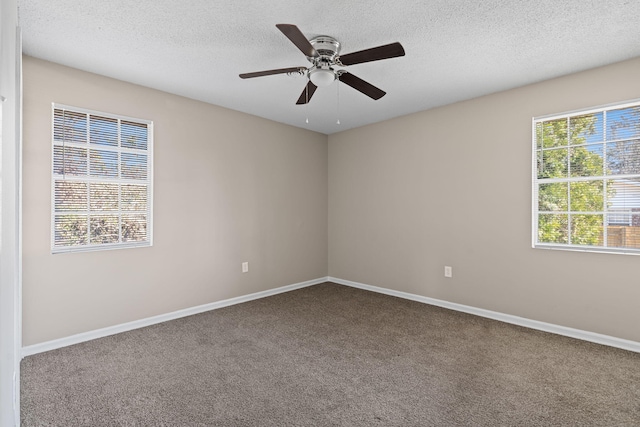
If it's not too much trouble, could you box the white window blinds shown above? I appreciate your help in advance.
[533,100,640,254]
[52,104,153,252]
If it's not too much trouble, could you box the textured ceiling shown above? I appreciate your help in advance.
[18,0,640,134]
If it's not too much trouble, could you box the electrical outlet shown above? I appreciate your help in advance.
[444,266,452,278]
[242,262,249,273]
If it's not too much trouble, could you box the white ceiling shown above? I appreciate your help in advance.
[18,0,640,135]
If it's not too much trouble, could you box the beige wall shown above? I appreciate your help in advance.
[23,54,640,347]
[329,57,640,343]
[22,56,328,346]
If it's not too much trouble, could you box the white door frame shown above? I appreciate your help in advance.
[0,0,22,425]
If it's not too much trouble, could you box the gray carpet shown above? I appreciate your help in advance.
[21,282,640,426]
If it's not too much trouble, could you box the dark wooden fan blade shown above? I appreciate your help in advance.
[296,81,318,104]
[276,24,318,58]
[338,42,405,66]
[339,72,386,100]
[239,67,305,79]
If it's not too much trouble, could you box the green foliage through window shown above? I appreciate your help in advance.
[534,102,640,252]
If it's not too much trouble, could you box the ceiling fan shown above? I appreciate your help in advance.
[239,24,405,104]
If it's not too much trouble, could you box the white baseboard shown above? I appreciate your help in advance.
[328,276,640,354]
[23,276,640,357]
[22,277,329,358]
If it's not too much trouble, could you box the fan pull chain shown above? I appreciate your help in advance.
[336,75,341,125]
[305,83,309,124]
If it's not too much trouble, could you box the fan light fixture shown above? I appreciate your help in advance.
[309,68,335,87]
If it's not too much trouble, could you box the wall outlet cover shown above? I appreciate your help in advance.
[444,266,452,278]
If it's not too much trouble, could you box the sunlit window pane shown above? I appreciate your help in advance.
[534,101,640,253]
[52,105,152,252]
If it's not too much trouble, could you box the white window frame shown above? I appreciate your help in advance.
[532,99,640,255]
[51,103,153,253]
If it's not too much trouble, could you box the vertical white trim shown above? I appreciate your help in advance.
[147,122,154,246]
[531,119,537,248]
[0,1,21,424]
[14,27,23,426]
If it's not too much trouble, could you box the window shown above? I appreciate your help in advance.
[52,104,153,252]
[533,100,640,254]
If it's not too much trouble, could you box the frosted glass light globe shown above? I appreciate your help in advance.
[309,68,335,87]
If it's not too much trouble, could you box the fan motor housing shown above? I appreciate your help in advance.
[308,36,341,64]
